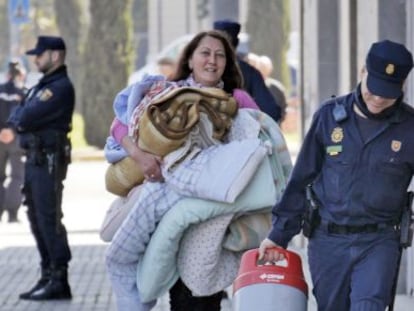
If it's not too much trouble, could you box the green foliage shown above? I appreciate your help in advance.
[70,112,88,149]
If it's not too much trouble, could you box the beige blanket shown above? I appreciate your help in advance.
[105,87,238,196]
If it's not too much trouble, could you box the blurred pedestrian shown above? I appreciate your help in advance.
[0,61,26,223]
[156,56,176,79]
[259,40,414,310]
[245,52,260,68]
[8,35,75,300]
[213,19,282,123]
[256,55,288,123]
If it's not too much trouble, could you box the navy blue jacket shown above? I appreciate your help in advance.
[268,88,414,247]
[238,58,281,122]
[8,65,74,147]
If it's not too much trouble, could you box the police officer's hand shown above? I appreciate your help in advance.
[258,238,285,262]
[0,128,15,144]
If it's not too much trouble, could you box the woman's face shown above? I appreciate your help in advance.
[188,36,226,87]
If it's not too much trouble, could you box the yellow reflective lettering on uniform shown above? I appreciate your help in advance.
[331,127,343,143]
[391,140,401,152]
[39,88,53,101]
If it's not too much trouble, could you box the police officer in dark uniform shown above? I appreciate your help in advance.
[8,36,75,300]
[213,19,282,123]
[259,40,414,311]
[0,61,26,223]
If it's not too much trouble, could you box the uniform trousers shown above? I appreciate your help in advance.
[23,155,71,269]
[0,139,24,220]
[308,226,400,311]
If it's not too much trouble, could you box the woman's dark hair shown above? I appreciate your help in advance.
[171,30,243,93]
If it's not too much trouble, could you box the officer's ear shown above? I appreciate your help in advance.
[51,50,65,64]
[51,50,66,64]
[50,50,59,63]
[360,66,367,78]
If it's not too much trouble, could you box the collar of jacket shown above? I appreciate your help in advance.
[38,65,67,85]
[353,83,404,122]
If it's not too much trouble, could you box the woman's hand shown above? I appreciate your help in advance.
[258,238,285,262]
[132,148,163,182]
[121,135,164,182]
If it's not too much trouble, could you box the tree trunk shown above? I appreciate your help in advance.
[0,1,9,68]
[246,0,290,88]
[132,0,148,70]
[81,0,134,148]
[54,0,83,112]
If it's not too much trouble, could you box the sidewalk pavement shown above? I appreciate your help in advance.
[0,155,413,310]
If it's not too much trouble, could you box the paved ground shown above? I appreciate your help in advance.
[0,159,413,310]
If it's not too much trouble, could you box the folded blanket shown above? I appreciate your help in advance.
[136,109,293,302]
[163,138,268,203]
[100,185,143,242]
[222,211,272,251]
[105,87,238,196]
[178,214,240,297]
[105,157,144,197]
[137,156,276,302]
[138,87,238,155]
[177,210,272,297]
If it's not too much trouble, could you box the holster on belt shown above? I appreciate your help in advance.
[302,184,320,238]
[399,191,414,248]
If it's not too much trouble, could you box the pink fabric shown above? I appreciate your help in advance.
[232,89,260,110]
[110,118,128,144]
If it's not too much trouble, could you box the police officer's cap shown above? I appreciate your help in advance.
[213,19,241,47]
[366,39,413,98]
[26,36,66,55]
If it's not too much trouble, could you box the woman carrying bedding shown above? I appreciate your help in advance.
[105,30,273,311]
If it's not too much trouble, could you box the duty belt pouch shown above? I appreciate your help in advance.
[26,135,46,166]
[27,149,45,166]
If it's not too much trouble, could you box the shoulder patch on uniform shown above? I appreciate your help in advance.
[39,88,53,101]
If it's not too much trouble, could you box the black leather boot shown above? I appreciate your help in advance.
[19,267,51,299]
[26,266,72,300]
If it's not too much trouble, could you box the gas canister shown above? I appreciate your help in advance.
[232,248,308,311]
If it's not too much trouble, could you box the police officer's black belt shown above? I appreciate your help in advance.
[319,221,395,234]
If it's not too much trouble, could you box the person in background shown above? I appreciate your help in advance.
[245,52,260,68]
[259,40,414,311]
[156,56,177,79]
[213,19,282,123]
[8,36,75,301]
[256,55,288,123]
[0,61,26,223]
